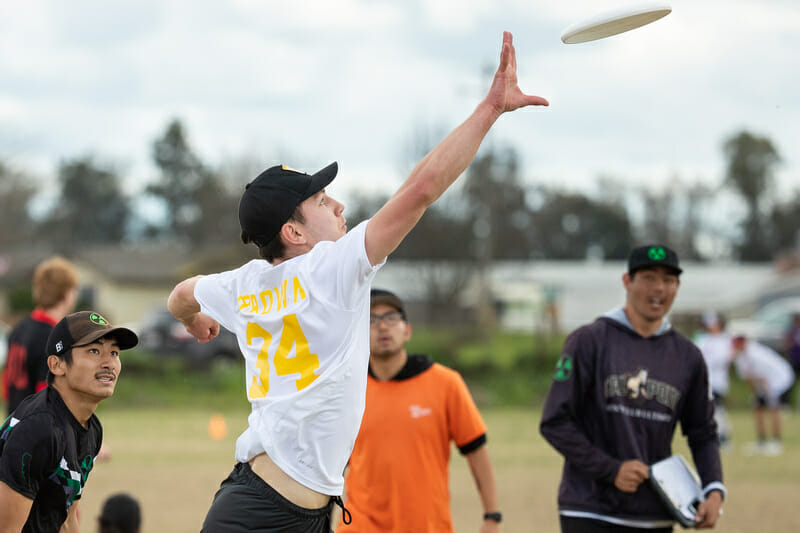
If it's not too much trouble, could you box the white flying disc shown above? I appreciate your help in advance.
[561,2,672,44]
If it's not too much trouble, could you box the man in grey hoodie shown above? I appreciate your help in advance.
[540,244,725,532]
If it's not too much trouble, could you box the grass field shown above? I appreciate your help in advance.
[75,406,800,532]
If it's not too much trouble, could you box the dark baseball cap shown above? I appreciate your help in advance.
[46,311,139,356]
[370,289,406,319]
[627,244,682,276]
[238,162,338,246]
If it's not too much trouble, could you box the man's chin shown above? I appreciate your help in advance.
[371,349,400,359]
[92,384,117,399]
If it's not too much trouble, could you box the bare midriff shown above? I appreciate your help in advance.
[248,452,331,509]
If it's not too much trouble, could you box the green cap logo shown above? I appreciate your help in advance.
[553,354,573,382]
[89,313,109,326]
[648,246,666,261]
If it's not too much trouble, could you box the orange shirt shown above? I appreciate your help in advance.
[339,357,487,532]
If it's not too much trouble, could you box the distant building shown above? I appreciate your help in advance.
[375,260,781,333]
[0,244,253,327]
[0,248,795,335]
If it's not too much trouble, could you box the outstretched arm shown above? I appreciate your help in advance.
[167,276,220,344]
[365,31,548,266]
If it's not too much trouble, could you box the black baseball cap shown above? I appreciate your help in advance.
[627,244,682,276]
[370,289,406,319]
[46,311,139,356]
[238,163,338,246]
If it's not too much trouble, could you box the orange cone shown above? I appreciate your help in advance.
[208,414,228,440]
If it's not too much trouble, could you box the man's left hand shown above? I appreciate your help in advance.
[694,490,723,529]
[481,518,501,533]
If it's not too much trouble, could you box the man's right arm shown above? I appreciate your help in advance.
[539,330,623,484]
[167,276,220,344]
[0,480,33,532]
[364,32,548,266]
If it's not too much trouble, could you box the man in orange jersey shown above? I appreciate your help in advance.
[337,289,501,533]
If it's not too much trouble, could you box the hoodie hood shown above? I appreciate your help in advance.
[604,306,673,337]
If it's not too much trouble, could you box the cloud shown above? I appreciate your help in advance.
[0,0,797,203]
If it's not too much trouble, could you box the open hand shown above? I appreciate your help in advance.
[486,31,549,115]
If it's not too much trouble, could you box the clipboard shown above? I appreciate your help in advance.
[649,455,703,528]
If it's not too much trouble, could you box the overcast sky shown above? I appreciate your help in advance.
[1,0,797,210]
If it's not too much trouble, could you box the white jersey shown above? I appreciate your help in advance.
[194,221,383,495]
[696,332,733,395]
[734,341,795,398]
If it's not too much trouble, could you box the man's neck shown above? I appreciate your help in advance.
[623,306,663,338]
[370,350,408,381]
[40,301,71,323]
[271,247,309,266]
[51,383,98,428]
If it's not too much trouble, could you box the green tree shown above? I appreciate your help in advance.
[770,191,800,254]
[723,131,781,261]
[39,156,130,245]
[147,119,238,244]
[529,189,632,260]
[0,162,37,246]
[462,148,534,329]
[464,148,533,260]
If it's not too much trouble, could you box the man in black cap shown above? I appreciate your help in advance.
[540,245,726,532]
[0,311,138,532]
[167,31,547,533]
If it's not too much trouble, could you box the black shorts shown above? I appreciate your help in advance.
[560,516,673,533]
[201,462,334,533]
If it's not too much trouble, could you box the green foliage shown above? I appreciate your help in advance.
[0,163,37,247]
[6,284,33,314]
[408,327,566,406]
[96,329,773,411]
[146,119,239,245]
[530,189,633,260]
[723,130,781,261]
[97,329,567,409]
[38,156,131,245]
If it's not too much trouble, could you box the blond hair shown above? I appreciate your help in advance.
[32,256,78,309]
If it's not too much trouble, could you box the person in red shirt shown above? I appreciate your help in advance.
[3,256,78,415]
[338,289,501,533]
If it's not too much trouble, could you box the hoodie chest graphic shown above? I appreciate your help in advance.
[604,367,681,410]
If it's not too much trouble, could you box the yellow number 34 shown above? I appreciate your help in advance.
[245,314,320,399]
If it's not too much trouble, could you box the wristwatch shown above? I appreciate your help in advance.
[483,511,503,523]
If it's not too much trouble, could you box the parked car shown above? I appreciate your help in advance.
[136,308,241,365]
[727,297,800,353]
